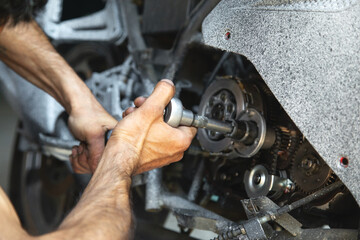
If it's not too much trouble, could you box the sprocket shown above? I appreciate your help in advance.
[290,141,336,193]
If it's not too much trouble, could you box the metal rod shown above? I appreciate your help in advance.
[163,0,221,80]
[145,168,163,212]
[275,181,343,216]
[188,159,205,202]
[215,181,344,240]
[192,115,234,134]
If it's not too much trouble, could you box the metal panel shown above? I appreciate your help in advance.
[202,0,360,204]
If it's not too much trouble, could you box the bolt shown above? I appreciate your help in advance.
[302,158,314,170]
[227,104,233,113]
[224,31,231,40]
[340,157,349,168]
[220,92,227,102]
[254,174,262,185]
[284,183,295,193]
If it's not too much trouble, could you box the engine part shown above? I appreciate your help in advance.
[242,197,302,236]
[274,127,301,170]
[202,0,360,206]
[162,0,221,80]
[86,56,147,120]
[38,0,127,44]
[197,77,275,158]
[215,181,344,240]
[290,141,336,193]
[164,98,233,133]
[164,98,259,144]
[244,165,294,199]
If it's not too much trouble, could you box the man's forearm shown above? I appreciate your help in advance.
[0,20,93,113]
[39,149,134,240]
[0,151,133,240]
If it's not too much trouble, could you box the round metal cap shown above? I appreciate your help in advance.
[164,98,183,127]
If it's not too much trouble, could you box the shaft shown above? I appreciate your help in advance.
[182,109,234,133]
[164,98,257,142]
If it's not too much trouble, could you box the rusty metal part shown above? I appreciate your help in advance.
[275,127,300,170]
[215,181,343,240]
[290,141,336,193]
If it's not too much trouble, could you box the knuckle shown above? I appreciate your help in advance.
[179,134,192,150]
[176,153,184,162]
[157,81,175,94]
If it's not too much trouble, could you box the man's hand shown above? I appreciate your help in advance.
[0,20,118,174]
[68,98,117,174]
[101,79,197,175]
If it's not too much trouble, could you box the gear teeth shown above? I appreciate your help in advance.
[274,127,301,170]
[290,140,334,194]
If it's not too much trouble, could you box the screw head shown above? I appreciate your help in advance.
[340,157,349,168]
[224,31,231,40]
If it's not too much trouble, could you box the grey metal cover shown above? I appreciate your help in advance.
[202,0,360,204]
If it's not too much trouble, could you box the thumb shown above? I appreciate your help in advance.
[142,79,175,113]
[87,136,105,172]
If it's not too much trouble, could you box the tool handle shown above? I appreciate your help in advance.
[164,98,183,127]
[106,98,186,144]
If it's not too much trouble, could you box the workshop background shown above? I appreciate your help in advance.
[0,93,216,239]
[0,93,17,194]
[0,94,17,193]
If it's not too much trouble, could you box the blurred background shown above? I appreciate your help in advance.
[0,93,17,194]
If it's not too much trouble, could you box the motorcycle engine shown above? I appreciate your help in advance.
[195,75,337,204]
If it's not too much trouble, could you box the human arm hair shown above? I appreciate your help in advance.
[0,20,117,173]
[0,20,90,114]
[39,149,134,240]
[0,80,196,240]
[0,149,134,240]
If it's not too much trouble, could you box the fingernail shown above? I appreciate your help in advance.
[161,79,174,86]
[72,147,77,157]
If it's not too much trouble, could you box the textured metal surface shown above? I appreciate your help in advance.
[272,229,357,240]
[253,197,302,236]
[162,192,235,233]
[145,169,162,212]
[38,0,126,44]
[202,0,360,204]
[242,219,267,240]
[0,63,63,142]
